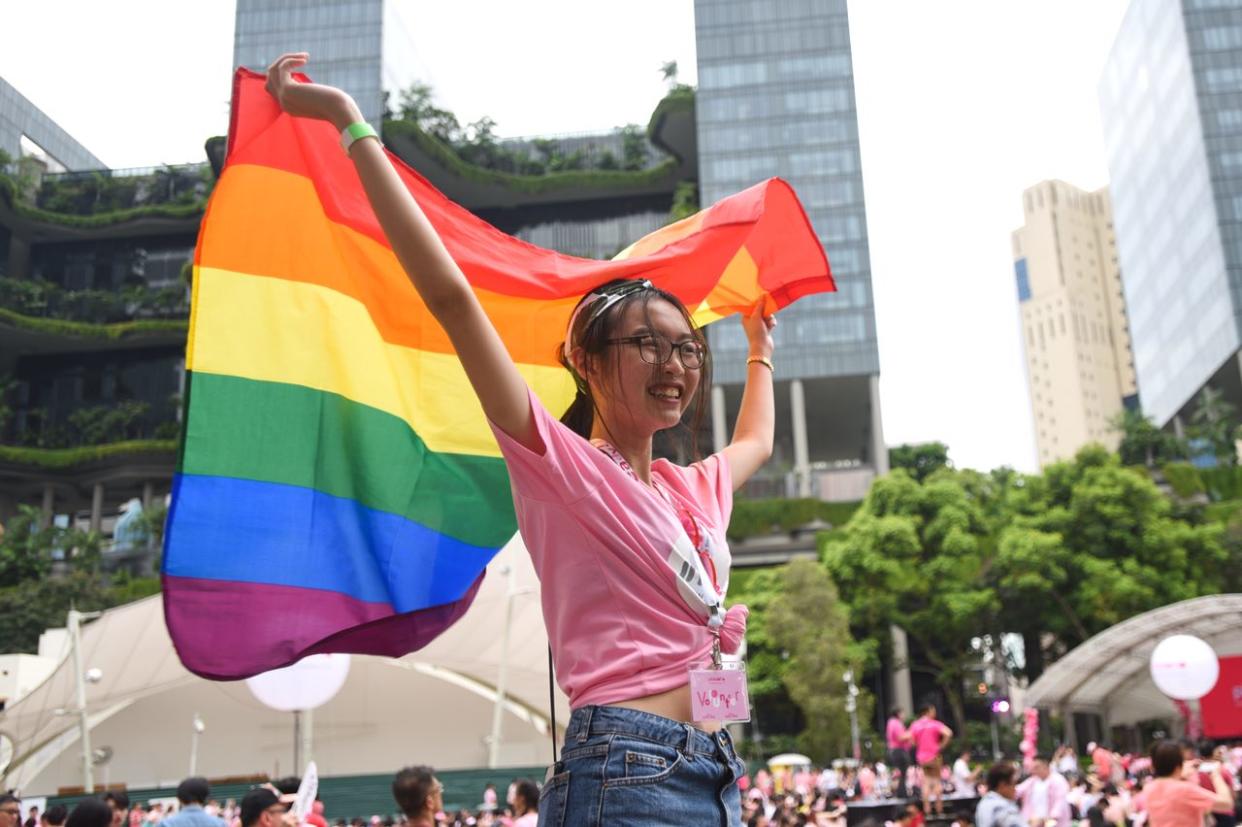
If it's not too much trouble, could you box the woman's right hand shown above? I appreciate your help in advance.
[265,52,361,130]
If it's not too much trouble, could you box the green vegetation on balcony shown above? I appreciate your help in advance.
[0,274,189,324]
[0,381,180,462]
[0,148,210,228]
[0,439,177,470]
[728,498,862,541]
[0,306,187,340]
[382,82,692,195]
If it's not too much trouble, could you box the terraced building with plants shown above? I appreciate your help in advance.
[0,76,699,572]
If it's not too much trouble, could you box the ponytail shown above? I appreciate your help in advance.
[559,388,595,437]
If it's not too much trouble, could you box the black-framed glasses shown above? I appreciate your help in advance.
[606,334,705,369]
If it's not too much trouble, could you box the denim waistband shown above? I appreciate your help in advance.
[564,705,733,758]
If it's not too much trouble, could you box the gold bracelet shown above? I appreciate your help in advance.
[746,355,774,372]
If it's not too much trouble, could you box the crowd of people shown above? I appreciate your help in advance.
[2,735,1240,827]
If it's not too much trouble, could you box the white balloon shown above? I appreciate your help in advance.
[1150,635,1219,700]
[246,654,351,711]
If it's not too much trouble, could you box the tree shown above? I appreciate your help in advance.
[660,60,679,87]
[1189,387,1239,466]
[1110,408,1187,467]
[0,571,114,654]
[0,505,55,586]
[766,559,873,762]
[822,468,997,732]
[994,446,1227,679]
[396,82,461,143]
[889,442,951,482]
[620,125,648,171]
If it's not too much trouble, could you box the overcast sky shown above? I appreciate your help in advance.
[0,0,1133,473]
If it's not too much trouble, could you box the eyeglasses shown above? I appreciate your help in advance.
[0,811,21,818]
[606,334,705,369]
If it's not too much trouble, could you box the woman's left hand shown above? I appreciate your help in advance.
[741,302,776,359]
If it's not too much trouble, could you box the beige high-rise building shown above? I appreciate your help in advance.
[1012,180,1138,467]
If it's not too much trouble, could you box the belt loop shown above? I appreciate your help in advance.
[683,723,696,757]
[576,705,595,743]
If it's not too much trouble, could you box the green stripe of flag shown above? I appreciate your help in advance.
[181,372,517,549]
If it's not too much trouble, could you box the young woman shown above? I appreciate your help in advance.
[266,54,779,826]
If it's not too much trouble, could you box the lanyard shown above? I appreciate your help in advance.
[591,440,725,630]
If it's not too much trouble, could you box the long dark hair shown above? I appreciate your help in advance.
[558,277,712,460]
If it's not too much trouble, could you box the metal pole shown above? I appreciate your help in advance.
[293,711,302,772]
[301,707,313,769]
[990,710,1001,759]
[190,714,201,776]
[845,670,861,761]
[488,565,515,769]
[69,609,94,793]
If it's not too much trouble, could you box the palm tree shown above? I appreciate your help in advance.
[1190,386,1238,466]
[660,60,678,88]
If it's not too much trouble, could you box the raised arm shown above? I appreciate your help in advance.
[265,54,540,450]
[721,306,776,490]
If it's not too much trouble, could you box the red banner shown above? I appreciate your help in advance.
[1201,655,1242,739]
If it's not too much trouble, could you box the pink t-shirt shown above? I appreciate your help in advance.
[1141,777,1217,827]
[908,717,948,764]
[489,388,735,708]
[886,716,908,749]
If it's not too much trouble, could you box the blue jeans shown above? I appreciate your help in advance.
[538,705,745,827]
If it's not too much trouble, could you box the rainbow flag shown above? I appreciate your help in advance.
[163,68,834,680]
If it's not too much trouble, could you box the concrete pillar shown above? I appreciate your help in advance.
[142,481,154,510]
[790,379,811,498]
[1173,414,1186,440]
[90,483,104,533]
[41,483,55,528]
[890,624,914,717]
[870,374,889,474]
[1061,705,1077,751]
[711,385,728,454]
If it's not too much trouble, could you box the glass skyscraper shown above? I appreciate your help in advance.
[695,0,885,497]
[1101,0,1242,427]
[1,77,104,171]
[233,0,421,127]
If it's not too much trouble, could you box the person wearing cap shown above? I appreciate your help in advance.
[101,793,129,827]
[162,778,224,827]
[267,53,781,826]
[238,789,293,827]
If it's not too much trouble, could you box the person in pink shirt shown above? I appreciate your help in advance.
[266,49,783,827]
[887,708,914,799]
[1141,740,1232,827]
[857,764,877,799]
[907,705,953,816]
[1015,755,1071,827]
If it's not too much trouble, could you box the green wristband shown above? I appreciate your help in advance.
[340,122,379,153]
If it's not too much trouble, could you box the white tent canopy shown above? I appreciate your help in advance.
[1025,593,1242,726]
[0,535,568,794]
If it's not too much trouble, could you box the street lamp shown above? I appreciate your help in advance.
[190,714,205,776]
[68,609,103,793]
[843,670,861,761]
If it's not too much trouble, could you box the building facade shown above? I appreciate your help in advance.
[0,77,104,172]
[233,0,421,127]
[1012,181,1138,466]
[694,0,885,501]
[1101,0,1242,428]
